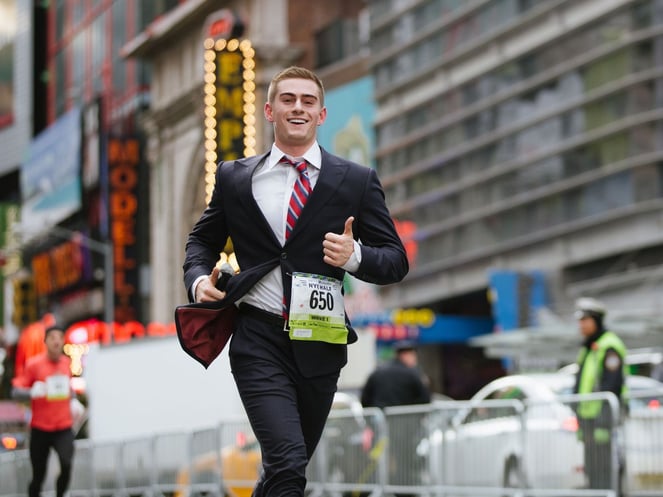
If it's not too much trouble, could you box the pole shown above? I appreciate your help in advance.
[103,241,114,325]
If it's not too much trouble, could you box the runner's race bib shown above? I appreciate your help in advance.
[288,272,348,344]
[46,375,70,400]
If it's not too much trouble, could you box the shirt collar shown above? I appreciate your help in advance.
[267,142,322,170]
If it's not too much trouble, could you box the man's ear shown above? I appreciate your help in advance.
[317,106,327,126]
[264,102,273,122]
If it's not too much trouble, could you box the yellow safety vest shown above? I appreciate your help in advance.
[576,331,628,443]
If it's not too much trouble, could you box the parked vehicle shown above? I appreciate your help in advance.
[425,372,663,492]
[553,368,662,413]
[0,401,29,453]
[172,424,259,497]
[439,374,586,490]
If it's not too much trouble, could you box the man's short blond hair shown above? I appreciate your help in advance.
[267,66,325,106]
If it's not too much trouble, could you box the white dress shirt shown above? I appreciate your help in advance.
[195,142,361,314]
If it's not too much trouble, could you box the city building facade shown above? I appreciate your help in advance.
[0,0,32,347]
[370,0,663,354]
[1,1,184,396]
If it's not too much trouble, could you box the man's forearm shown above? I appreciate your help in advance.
[12,386,31,401]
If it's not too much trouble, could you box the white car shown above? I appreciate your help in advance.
[425,372,663,492]
[437,374,586,490]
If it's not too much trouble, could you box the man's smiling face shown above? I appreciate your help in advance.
[264,78,327,155]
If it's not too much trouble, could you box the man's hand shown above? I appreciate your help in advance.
[323,216,355,267]
[195,267,227,303]
[31,381,47,399]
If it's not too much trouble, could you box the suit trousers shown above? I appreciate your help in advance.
[229,312,339,497]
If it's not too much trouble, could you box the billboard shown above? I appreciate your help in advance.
[317,76,375,169]
[0,0,16,129]
[20,107,82,235]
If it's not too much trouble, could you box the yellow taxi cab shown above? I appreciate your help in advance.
[0,401,29,453]
[174,430,261,497]
[173,392,369,497]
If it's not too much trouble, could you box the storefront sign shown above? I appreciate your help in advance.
[107,137,140,322]
[31,239,91,296]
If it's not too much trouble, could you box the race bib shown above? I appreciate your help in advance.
[46,375,70,400]
[288,272,348,344]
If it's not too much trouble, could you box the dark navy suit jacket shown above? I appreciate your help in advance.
[182,148,408,377]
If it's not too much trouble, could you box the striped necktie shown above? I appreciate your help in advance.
[283,157,312,240]
[281,157,312,320]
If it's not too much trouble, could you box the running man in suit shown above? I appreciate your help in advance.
[183,66,408,497]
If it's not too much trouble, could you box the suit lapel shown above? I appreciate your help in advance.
[232,152,281,244]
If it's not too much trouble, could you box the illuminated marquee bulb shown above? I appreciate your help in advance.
[64,343,89,377]
[203,37,255,205]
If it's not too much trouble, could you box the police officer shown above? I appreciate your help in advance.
[573,297,628,491]
[361,340,430,492]
[361,340,431,409]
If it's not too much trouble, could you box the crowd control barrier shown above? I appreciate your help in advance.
[1,390,661,497]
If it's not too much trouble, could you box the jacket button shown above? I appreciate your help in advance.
[281,253,287,259]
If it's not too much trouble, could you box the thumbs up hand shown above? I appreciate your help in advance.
[323,216,355,267]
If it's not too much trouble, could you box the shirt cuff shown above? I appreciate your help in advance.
[192,275,208,302]
[341,240,362,273]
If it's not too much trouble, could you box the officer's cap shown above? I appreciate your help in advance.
[393,339,417,352]
[574,297,607,319]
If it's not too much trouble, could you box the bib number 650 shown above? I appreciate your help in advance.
[309,290,334,311]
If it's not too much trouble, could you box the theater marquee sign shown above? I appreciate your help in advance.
[202,9,255,205]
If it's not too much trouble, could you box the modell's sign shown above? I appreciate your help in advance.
[107,137,140,323]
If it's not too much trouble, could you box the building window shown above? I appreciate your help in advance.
[315,18,360,68]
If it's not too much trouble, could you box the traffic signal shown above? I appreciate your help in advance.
[12,276,37,328]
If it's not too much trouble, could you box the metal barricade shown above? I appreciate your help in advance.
[1,391,660,497]
[186,426,222,497]
[118,435,155,497]
[560,392,622,497]
[0,451,22,497]
[521,394,586,491]
[151,430,191,497]
[308,405,387,497]
[92,440,122,497]
[218,419,260,497]
[433,398,524,497]
[69,438,95,497]
[623,388,663,497]
[383,404,434,495]
[418,395,620,497]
